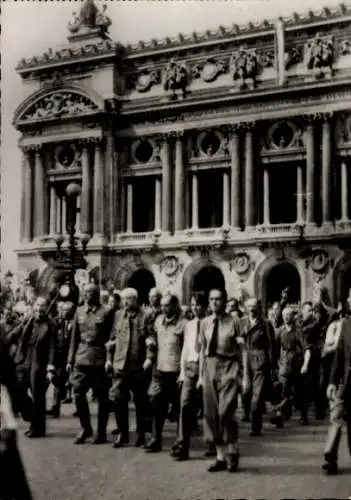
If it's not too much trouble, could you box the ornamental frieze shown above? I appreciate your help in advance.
[159,256,183,278]
[229,252,252,277]
[335,113,351,145]
[310,249,330,274]
[261,120,305,151]
[229,47,259,90]
[304,33,334,79]
[192,58,227,83]
[163,59,188,99]
[20,91,98,122]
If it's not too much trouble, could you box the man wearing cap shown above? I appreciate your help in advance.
[67,284,113,445]
[106,288,151,448]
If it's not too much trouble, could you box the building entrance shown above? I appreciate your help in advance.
[265,262,301,309]
[127,268,156,306]
[192,265,225,299]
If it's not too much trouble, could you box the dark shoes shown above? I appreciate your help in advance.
[112,433,129,449]
[170,445,189,461]
[46,407,60,418]
[74,428,93,445]
[208,460,227,472]
[144,438,162,453]
[322,460,339,475]
[299,417,308,426]
[134,434,145,448]
[249,430,262,437]
[93,433,107,445]
[227,453,239,472]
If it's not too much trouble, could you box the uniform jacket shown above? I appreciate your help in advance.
[240,317,277,371]
[68,304,112,368]
[8,316,56,371]
[199,313,242,359]
[329,317,351,404]
[107,308,150,372]
[151,313,186,372]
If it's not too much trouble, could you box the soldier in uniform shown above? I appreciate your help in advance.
[67,284,113,445]
[47,301,75,417]
[198,288,249,473]
[145,293,186,453]
[106,288,151,448]
[8,297,56,438]
[240,298,277,436]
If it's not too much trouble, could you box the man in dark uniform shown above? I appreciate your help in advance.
[67,284,112,445]
[106,288,151,449]
[240,298,277,436]
[8,297,56,438]
[322,314,351,475]
[48,301,75,417]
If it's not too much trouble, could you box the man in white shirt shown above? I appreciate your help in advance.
[171,292,207,461]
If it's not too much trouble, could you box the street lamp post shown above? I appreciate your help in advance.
[54,182,89,304]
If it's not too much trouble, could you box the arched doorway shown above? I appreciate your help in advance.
[127,268,156,306]
[265,262,301,309]
[192,265,225,299]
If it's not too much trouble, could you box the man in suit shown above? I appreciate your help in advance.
[67,284,113,445]
[240,298,277,436]
[47,301,75,417]
[198,288,249,473]
[8,296,56,438]
[322,315,351,475]
[106,288,151,449]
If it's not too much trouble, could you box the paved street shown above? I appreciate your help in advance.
[17,401,351,500]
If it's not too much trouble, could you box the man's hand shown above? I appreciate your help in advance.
[196,378,203,390]
[177,375,184,386]
[105,360,113,374]
[143,359,152,371]
[300,364,308,375]
[242,375,250,394]
[66,363,72,374]
[47,371,54,383]
[327,384,336,401]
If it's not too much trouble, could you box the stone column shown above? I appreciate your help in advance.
[223,171,230,226]
[230,126,241,229]
[305,118,315,224]
[33,146,45,239]
[341,162,349,221]
[244,123,255,228]
[49,185,57,235]
[126,181,133,233]
[80,141,92,235]
[296,165,304,223]
[263,167,270,225]
[154,177,162,231]
[161,135,171,232]
[191,173,199,229]
[93,139,104,239]
[21,147,33,243]
[322,113,333,225]
[62,197,67,234]
[174,132,184,231]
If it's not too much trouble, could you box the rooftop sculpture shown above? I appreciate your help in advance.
[68,0,111,37]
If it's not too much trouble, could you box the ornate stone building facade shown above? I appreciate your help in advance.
[13,0,351,306]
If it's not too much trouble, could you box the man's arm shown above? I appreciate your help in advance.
[47,321,57,372]
[67,313,79,366]
[329,326,345,388]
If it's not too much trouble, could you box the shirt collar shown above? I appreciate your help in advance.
[86,304,99,314]
[163,314,179,326]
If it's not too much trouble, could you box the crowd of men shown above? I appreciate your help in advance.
[0,279,351,477]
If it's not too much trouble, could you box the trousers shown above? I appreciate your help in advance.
[324,387,351,462]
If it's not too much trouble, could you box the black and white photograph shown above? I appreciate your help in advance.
[1,0,351,498]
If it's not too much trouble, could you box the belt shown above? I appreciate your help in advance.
[206,354,239,361]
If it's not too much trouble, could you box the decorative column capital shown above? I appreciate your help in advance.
[242,121,256,133]
[322,111,334,125]
[21,145,34,154]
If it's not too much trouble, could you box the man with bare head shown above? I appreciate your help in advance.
[8,296,57,438]
[240,297,277,436]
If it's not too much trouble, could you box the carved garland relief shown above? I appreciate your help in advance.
[21,92,99,122]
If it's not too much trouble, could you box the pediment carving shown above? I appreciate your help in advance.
[19,91,99,123]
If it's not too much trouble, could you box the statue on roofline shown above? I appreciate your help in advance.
[68,0,111,36]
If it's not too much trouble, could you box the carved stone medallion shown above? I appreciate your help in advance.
[160,256,180,277]
[310,249,329,273]
[231,252,251,276]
